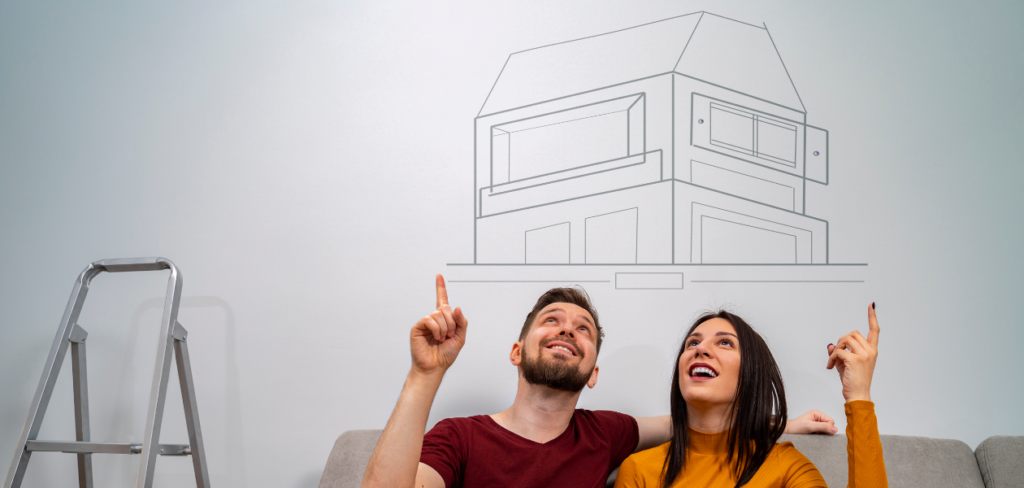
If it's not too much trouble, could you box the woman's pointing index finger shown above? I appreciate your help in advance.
[436,274,449,309]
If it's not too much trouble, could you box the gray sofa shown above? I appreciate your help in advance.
[318,430,1024,488]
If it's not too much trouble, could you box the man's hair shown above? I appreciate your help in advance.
[518,287,605,353]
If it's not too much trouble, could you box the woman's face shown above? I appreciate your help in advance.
[678,318,741,408]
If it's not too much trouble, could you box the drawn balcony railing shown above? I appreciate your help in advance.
[478,150,663,217]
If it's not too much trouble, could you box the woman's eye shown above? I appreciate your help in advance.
[719,340,732,347]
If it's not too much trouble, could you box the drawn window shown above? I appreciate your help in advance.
[491,94,644,185]
[710,103,796,167]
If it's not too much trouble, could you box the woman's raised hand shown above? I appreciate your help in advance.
[410,275,469,377]
[827,303,880,402]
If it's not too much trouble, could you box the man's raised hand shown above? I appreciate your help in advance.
[410,275,469,376]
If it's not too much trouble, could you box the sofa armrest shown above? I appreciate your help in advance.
[318,430,383,488]
[975,435,1024,488]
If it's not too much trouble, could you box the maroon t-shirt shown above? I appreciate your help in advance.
[420,409,639,488]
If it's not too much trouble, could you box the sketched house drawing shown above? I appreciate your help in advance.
[474,12,830,265]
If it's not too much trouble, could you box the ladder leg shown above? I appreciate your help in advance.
[136,264,183,488]
[173,323,211,488]
[70,325,94,488]
[4,269,94,488]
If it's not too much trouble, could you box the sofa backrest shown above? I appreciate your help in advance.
[974,435,1024,488]
[780,433,985,488]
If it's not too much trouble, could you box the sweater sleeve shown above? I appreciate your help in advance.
[846,401,888,488]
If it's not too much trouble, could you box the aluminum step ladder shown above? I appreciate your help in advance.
[3,258,210,488]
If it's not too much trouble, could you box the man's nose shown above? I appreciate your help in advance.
[558,327,574,340]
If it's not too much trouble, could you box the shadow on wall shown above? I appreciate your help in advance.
[579,344,672,418]
[296,469,323,488]
[112,296,248,488]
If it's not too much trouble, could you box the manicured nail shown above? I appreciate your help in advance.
[827,343,833,349]
[872,302,876,311]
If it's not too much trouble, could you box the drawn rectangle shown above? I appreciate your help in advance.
[492,129,511,185]
[585,208,638,263]
[700,216,797,264]
[692,94,804,174]
[615,272,684,289]
[526,222,570,263]
[710,104,754,153]
[755,118,796,164]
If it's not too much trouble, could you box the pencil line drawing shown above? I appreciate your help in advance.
[615,272,685,290]
[471,11,835,267]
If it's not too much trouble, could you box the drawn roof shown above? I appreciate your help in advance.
[479,12,806,117]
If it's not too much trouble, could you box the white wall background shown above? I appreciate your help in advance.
[1,0,1022,486]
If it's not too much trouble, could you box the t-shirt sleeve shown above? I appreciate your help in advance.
[420,419,465,488]
[593,410,641,468]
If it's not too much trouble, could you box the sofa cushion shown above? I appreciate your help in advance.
[318,430,382,488]
[975,435,1024,488]
[781,434,985,488]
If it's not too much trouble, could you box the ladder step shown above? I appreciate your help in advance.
[25,441,192,456]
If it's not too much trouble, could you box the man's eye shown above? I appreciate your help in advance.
[577,326,590,334]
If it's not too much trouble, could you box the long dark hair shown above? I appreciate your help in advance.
[661,311,787,488]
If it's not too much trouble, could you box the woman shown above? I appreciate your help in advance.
[614,305,887,488]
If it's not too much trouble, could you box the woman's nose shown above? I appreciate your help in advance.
[694,342,710,357]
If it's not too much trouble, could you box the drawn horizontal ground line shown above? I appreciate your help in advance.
[448,280,612,283]
[446,263,867,266]
[691,280,864,283]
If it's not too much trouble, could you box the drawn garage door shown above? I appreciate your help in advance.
[585,208,638,264]
[692,204,813,264]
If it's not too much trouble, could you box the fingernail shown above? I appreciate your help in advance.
[827,343,833,350]
[872,302,876,310]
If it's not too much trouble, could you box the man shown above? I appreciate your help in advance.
[362,275,835,488]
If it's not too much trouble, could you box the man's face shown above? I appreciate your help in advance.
[514,302,600,392]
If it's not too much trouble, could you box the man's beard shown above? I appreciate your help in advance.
[520,340,593,392]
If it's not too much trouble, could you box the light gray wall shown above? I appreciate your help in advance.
[1,1,1022,487]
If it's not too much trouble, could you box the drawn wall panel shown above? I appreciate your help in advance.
[525,222,571,263]
[476,182,672,264]
[688,159,796,211]
[805,126,829,184]
[585,208,639,264]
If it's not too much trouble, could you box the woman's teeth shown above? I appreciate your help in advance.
[691,367,717,378]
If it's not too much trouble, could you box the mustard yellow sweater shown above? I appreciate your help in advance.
[614,401,887,488]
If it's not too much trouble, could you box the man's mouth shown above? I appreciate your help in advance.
[544,341,578,357]
[688,363,718,378]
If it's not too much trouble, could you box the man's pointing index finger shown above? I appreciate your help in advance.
[436,274,449,309]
